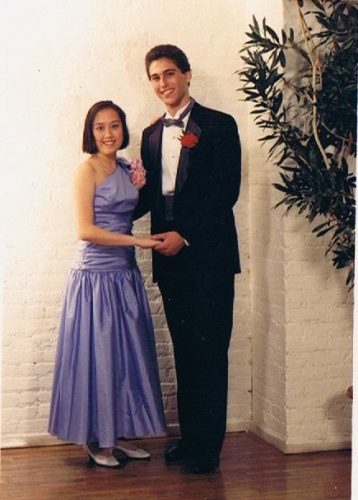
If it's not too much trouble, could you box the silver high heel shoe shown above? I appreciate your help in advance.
[83,444,121,467]
[115,440,151,459]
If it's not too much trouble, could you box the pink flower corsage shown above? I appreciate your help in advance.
[179,131,199,149]
[130,158,146,189]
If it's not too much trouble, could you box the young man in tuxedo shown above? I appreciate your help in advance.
[135,44,241,474]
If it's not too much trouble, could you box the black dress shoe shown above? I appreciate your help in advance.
[165,441,191,463]
[185,455,220,474]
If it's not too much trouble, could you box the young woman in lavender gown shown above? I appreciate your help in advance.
[48,101,166,467]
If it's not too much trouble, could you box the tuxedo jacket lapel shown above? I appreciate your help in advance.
[175,116,202,195]
[149,122,163,169]
[148,122,164,210]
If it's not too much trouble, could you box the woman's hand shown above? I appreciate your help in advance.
[134,237,159,249]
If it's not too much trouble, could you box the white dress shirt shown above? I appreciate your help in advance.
[161,104,191,195]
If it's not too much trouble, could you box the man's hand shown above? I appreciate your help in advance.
[151,231,185,256]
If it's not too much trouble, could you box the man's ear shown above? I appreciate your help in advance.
[185,70,192,85]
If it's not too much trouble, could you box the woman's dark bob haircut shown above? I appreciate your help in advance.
[82,100,129,154]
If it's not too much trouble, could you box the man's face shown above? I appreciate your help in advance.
[148,57,191,114]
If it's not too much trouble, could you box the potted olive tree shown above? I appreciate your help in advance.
[238,0,356,286]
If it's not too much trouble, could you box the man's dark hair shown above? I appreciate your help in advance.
[82,100,129,154]
[145,44,191,79]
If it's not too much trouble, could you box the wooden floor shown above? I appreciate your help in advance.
[0,432,351,499]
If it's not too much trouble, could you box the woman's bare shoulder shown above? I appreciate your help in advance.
[73,159,98,192]
[76,157,96,178]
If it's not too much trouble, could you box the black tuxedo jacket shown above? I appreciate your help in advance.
[134,102,241,281]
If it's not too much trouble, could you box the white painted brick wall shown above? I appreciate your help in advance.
[1,0,251,448]
[249,0,352,453]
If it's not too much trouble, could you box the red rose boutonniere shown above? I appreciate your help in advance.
[179,131,199,149]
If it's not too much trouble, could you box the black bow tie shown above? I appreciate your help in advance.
[161,98,195,128]
[162,117,185,128]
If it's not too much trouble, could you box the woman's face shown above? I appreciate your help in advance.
[92,108,123,157]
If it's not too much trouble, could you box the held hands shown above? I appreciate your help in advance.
[135,237,160,249]
[151,231,185,256]
[134,232,186,254]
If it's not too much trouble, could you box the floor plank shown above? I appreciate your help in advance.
[0,432,351,499]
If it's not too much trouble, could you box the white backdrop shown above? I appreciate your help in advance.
[1,0,251,446]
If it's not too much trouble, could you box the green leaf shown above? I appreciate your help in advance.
[265,24,280,43]
[289,28,295,44]
[346,269,354,287]
[273,183,289,193]
[312,221,330,233]
[293,45,311,63]
[252,15,260,35]
[316,226,334,237]
[243,90,260,99]
[258,134,278,142]
[311,0,324,11]
[279,50,286,67]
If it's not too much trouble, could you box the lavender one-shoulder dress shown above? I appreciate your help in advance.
[48,158,166,447]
